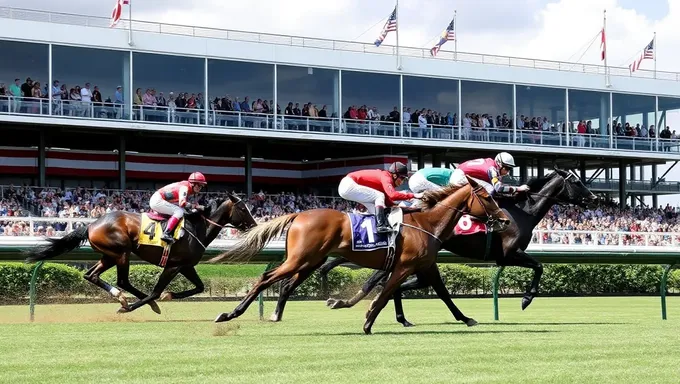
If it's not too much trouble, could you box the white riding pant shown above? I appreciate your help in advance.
[408,172,444,194]
[149,192,184,219]
[450,168,494,195]
[338,176,385,215]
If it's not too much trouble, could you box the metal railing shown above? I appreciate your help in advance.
[0,6,678,82]
[1,216,679,249]
[2,96,679,153]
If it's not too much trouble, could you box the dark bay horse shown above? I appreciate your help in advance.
[25,193,257,314]
[312,168,598,326]
[209,176,511,334]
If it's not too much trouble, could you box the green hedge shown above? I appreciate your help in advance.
[1,262,680,302]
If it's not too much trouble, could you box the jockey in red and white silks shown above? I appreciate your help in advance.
[149,172,207,243]
[338,162,422,233]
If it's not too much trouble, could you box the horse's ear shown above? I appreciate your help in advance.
[227,192,240,203]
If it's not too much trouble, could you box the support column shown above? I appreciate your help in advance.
[536,158,544,178]
[600,93,608,141]
[119,135,126,190]
[519,160,528,183]
[652,165,658,208]
[335,70,341,123]
[619,159,626,209]
[629,164,636,208]
[124,51,132,120]
[245,143,253,198]
[431,153,442,168]
[579,160,586,183]
[417,151,425,169]
[38,130,46,187]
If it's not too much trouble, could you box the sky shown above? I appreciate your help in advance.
[2,0,680,206]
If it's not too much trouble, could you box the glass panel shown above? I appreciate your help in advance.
[208,59,274,129]
[612,92,656,152]
[460,80,513,144]
[516,85,566,147]
[0,40,49,115]
[567,89,611,149]
[657,96,680,153]
[52,45,129,121]
[277,65,338,133]
[341,70,399,137]
[132,52,205,125]
[403,75,458,140]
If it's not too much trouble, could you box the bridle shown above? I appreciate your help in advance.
[525,171,593,207]
[200,195,255,231]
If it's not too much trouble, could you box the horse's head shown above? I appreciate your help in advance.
[464,176,511,232]
[210,193,258,232]
[421,177,510,233]
[551,167,599,208]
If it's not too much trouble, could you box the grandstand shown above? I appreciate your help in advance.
[1,6,680,233]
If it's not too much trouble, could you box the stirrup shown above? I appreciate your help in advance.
[161,232,175,243]
[376,225,392,233]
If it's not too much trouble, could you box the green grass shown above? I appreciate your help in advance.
[1,297,680,383]
[194,264,269,279]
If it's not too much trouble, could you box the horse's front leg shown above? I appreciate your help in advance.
[498,249,543,310]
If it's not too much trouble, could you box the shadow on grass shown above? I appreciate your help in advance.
[275,329,559,337]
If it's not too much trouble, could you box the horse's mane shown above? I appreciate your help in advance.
[421,184,464,210]
[525,171,559,192]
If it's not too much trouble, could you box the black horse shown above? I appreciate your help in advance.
[25,193,257,314]
[269,168,598,325]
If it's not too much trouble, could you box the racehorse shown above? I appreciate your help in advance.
[209,176,511,334]
[25,193,257,314]
[311,167,598,327]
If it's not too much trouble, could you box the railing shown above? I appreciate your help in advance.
[1,7,678,82]
[2,96,679,153]
[1,216,680,249]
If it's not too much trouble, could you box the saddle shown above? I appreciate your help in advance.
[139,210,185,267]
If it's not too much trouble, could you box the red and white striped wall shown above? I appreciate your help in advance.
[0,147,408,185]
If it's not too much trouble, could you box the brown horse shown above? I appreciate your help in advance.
[25,193,257,314]
[209,176,510,334]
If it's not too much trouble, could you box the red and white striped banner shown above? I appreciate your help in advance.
[0,148,408,185]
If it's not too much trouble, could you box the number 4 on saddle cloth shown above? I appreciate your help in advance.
[138,211,186,267]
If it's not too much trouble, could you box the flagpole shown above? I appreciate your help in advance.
[453,10,458,61]
[603,9,609,87]
[127,0,133,46]
[653,31,657,79]
[396,0,401,70]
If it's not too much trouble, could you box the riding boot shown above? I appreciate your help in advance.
[375,206,391,233]
[161,216,180,244]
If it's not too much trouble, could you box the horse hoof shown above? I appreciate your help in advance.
[269,313,280,322]
[363,325,373,335]
[521,296,533,310]
[116,294,129,308]
[160,292,173,301]
[401,321,415,328]
[214,313,230,323]
[117,306,130,314]
[149,301,162,315]
[466,318,479,327]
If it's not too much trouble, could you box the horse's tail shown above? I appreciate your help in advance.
[208,213,300,264]
[24,225,89,263]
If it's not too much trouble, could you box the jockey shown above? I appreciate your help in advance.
[149,172,207,244]
[338,161,423,233]
[408,167,455,194]
[450,152,529,196]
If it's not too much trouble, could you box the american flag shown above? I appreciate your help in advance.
[629,37,655,73]
[430,18,456,57]
[374,7,398,47]
[110,0,130,28]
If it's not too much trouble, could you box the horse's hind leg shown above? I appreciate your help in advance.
[270,260,325,322]
[84,257,128,308]
[327,269,388,310]
[119,266,181,313]
[215,258,310,323]
[114,255,162,314]
[419,263,477,326]
[499,249,543,310]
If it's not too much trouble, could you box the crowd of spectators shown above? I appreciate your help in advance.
[1,185,679,246]
[2,77,678,146]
